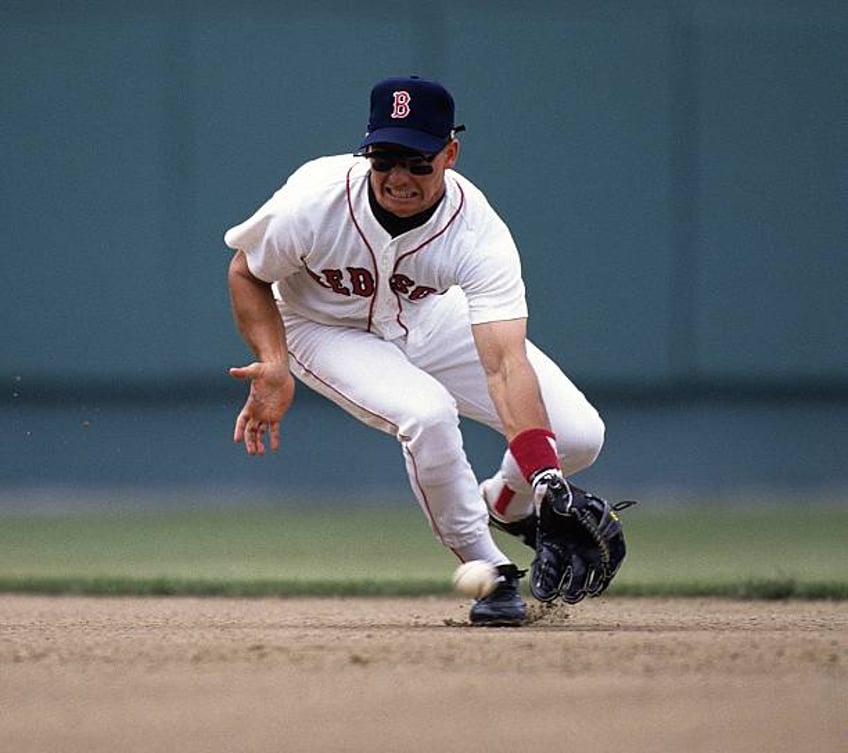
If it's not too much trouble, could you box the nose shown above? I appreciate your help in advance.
[388,160,412,175]
[385,163,414,180]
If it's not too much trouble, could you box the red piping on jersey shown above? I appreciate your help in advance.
[346,166,379,332]
[392,180,466,336]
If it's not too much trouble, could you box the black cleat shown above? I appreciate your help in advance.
[489,513,538,550]
[469,564,528,626]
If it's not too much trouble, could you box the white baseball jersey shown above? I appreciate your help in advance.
[223,154,528,340]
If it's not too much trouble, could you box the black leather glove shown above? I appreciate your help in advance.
[530,472,635,604]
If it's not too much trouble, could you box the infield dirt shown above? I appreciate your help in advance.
[1,595,845,752]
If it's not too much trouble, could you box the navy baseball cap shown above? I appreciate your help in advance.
[359,76,463,154]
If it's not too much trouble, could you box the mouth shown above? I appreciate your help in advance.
[385,186,417,200]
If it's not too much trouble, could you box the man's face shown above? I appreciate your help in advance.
[366,141,459,218]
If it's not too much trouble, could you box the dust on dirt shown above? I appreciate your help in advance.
[1,595,845,753]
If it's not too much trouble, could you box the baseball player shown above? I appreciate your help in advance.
[225,76,631,626]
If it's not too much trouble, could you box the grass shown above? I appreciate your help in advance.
[0,504,845,599]
[609,505,848,598]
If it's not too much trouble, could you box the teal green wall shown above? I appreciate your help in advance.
[2,1,846,392]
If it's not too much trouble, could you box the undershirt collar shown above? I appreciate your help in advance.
[368,181,444,238]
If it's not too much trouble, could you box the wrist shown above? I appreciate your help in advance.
[252,360,293,388]
[508,427,559,483]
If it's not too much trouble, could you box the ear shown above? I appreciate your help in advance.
[444,139,460,169]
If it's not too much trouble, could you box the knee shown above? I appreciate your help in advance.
[559,409,605,475]
[397,389,462,465]
[401,393,458,439]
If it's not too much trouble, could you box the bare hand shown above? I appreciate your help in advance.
[229,362,295,456]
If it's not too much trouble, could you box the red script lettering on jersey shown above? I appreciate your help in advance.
[306,267,375,297]
[306,266,436,302]
[389,273,436,300]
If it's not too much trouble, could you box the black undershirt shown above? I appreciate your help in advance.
[368,182,443,238]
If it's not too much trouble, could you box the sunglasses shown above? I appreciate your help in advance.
[362,149,441,176]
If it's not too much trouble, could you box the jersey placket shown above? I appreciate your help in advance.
[374,238,403,339]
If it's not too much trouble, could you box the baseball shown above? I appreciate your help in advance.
[452,560,497,599]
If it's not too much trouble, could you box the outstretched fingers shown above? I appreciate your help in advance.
[229,361,294,457]
[234,412,279,456]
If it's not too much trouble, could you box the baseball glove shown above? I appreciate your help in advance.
[530,473,636,604]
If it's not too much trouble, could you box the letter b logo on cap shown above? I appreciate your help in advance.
[391,90,411,119]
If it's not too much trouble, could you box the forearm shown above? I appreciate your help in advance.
[473,318,550,440]
[485,359,550,441]
[473,318,559,481]
[228,251,288,364]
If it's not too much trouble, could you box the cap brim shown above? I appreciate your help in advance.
[359,127,446,155]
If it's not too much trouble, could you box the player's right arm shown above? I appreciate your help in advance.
[227,250,295,456]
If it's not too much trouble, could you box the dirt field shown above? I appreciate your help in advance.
[1,595,845,753]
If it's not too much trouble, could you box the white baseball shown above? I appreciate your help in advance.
[452,560,498,599]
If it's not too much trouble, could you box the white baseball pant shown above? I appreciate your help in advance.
[282,287,604,554]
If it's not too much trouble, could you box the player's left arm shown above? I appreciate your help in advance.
[471,317,550,441]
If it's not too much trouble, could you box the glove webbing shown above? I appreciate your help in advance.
[572,507,611,571]
[571,499,637,575]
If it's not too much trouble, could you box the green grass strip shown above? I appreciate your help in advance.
[610,579,848,601]
[1,575,845,601]
[0,505,846,600]
[0,576,452,598]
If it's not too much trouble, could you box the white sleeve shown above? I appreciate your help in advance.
[457,211,528,325]
[223,183,309,284]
